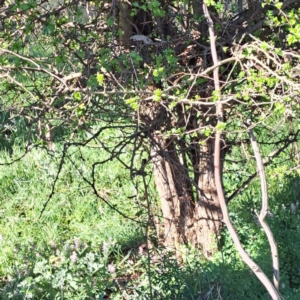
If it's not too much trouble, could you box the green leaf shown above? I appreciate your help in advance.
[216,122,226,132]
[46,23,55,33]
[153,67,164,77]
[73,92,82,101]
[96,73,105,86]
[125,96,140,110]
[18,3,31,10]
[274,102,285,115]
[287,35,296,45]
[153,89,163,102]
[204,0,216,6]
[212,89,220,101]
[260,41,270,50]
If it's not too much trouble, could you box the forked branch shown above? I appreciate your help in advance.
[246,120,279,290]
[202,2,281,299]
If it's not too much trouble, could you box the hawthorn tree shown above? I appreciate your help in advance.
[1,0,300,298]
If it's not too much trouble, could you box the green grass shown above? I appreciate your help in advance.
[0,140,149,299]
[0,126,300,299]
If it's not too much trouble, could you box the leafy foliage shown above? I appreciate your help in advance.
[0,0,300,299]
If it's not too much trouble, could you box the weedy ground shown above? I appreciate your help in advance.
[0,134,299,299]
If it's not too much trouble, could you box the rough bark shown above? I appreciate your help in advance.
[118,0,132,47]
[247,0,262,21]
[141,101,222,257]
[150,134,222,257]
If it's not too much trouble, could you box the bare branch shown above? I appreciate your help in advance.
[203,2,281,299]
[247,121,279,291]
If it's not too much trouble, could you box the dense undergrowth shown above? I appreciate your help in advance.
[0,0,300,298]
[0,133,299,299]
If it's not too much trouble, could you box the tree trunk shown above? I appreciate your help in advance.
[247,0,262,21]
[118,0,132,47]
[150,134,222,257]
[142,103,222,257]
[191,0,209,39]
